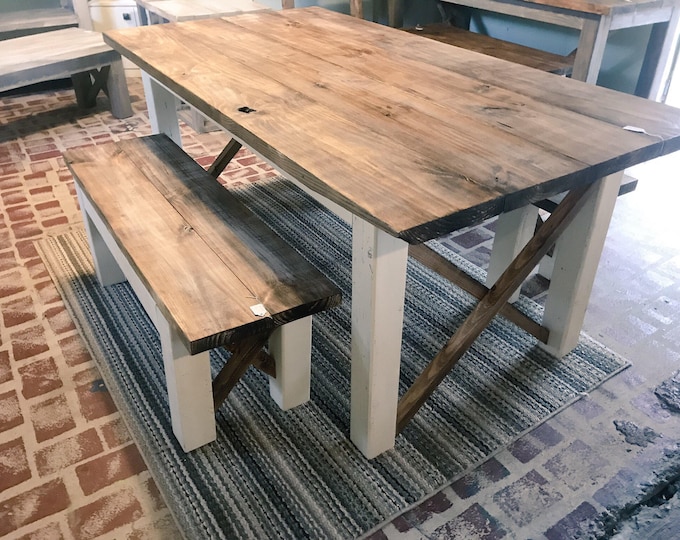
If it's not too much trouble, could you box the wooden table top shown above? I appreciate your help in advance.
[105,7,680,243]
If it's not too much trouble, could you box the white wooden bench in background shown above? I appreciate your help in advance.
[64,134,341,452]
[0,0,91,39]
[0,27,132,119]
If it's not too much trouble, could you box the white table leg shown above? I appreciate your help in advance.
[350,216,409,458]
[487,205,539,302]
[542,172,623,356]
[141,71,181,144]
[155,307,216,452]
[572,15,612,83]
[268,316,312,410]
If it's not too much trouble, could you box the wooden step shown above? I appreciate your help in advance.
[403,24,574,75]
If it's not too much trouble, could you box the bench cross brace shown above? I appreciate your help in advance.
[212,331,274,408]
[396,182,595,433]
[72,66,111,109]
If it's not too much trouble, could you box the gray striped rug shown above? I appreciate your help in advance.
[38,178,628,539]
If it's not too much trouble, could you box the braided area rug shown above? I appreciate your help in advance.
[37,178,628,539]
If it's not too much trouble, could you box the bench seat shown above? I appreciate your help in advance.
[64,134,341,451]
[403,24,574,75]
[0,27,132,119]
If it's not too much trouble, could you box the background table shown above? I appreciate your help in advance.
[389,0,680,100]
[104,7,680,458]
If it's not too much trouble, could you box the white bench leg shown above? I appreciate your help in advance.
[155,307,216,452]
[268,316,312,410]
[76,187,126,286]
[350,216,409,459]
[142,72,182,145]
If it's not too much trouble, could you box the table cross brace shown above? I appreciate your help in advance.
[396,182,596,433]
[207,138,243,178]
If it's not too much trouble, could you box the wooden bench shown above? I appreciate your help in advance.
[0,0,91,39]
[402,23,574,75]
[0,27,132,119]
[64,134,341,452]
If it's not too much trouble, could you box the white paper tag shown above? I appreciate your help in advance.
[623,125,647,134]
[250,303,269,317]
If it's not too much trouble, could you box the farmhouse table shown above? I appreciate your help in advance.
[388,0,680,99]
[104,7,680,458]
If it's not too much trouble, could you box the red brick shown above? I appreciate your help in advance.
[76,378,117,421]
[10,325,50,361]
[58,334,92,367]
[0,351,11,384]
[15,522,64,540]
[101,417,131,448]
[35,200,60,212]
[35,428,103,477]
[0,390,23,433]
[44,304,76,335]
[5,204,34,223]
[11,220,42,240]
[0,270,25,298]
[0,249,18,272]
[30,394,75,443]
[43,216,70,229]
[76,444,147,495]
[0,142,21,161]
[0,437,31,492]
[26,143,58,155]
[0,479,70,537]
[26,257,49,280]
[30,150,61,161]
[0,228,11,250]
[20,357,62,398]
[2,295,38,327]
[35,279,62,306]
[17,239,40,260]
[0,162,23,176]
[1,190,28,207]
[72,367,100,387]
[67,488,143,540]
[29,160,56,174]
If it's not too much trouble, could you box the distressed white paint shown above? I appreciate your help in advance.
[350,216,409,458]
[268,316,313,410]
[155,307,216,452]
[141,72,181,144]
[487,205,540,302]
[542,172,623,356]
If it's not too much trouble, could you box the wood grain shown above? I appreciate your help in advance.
[64,135,341,354]
[402,24,574,74]
[0,27,120,93]
[103,8,680,243]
